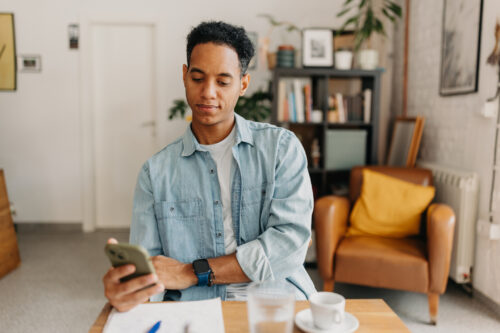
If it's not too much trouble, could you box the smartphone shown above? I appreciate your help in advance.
[104,243,156,283]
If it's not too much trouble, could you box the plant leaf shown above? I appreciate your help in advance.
[337,6,353,17]
[338,14,360,32]
[257,13,279,26]
[382,8,396,22]
[384,1,402,18]
[355,10,374,50]
[374,18,386,36]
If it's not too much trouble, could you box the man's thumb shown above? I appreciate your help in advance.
[107,238,118,244]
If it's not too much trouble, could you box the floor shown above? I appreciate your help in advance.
[0,228,499,332]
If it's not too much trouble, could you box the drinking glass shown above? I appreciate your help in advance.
[246,281,295,333]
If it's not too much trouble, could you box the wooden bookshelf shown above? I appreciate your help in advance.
[271,67,383,197]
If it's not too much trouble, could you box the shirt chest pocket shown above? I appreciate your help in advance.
[158,199,202,220]
[154,199,204,261]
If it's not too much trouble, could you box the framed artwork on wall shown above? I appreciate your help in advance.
[302,29,333,67]
[440,0,483,96]
[0,13,16,91]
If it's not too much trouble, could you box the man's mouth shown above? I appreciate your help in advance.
[196,104,218,112]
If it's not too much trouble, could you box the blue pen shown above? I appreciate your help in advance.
[147,320,161,333]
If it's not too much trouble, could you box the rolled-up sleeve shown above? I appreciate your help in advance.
[129,163,163,257]
[236,131,313,281]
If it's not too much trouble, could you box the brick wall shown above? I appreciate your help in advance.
[392,0,500,305]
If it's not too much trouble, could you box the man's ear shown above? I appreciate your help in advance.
[239,73,251,96]
[182,64,188,87]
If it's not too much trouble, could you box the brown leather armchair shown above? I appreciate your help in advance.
[314,166,455,325]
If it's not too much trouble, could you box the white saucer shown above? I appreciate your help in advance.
[295,309,359,333]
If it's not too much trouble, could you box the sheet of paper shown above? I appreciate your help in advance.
[103,297,225,333]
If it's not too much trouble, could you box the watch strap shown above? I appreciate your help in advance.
[196,271,210,286]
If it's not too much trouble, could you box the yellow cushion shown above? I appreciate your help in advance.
[347,169,435,238]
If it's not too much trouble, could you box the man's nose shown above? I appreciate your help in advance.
[201,81,217,99]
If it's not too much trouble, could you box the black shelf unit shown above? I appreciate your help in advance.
[271,67,383,197]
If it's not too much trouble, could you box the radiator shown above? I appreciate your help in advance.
[417,161,479,284]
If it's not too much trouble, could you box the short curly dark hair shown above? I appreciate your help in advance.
[186,21,255,75]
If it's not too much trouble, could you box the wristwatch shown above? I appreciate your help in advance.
[192,259,214,286]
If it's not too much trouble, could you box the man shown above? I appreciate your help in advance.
[103,21,316,312]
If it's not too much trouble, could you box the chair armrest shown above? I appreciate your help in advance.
[427,203,455,294]
[313,196,350,280]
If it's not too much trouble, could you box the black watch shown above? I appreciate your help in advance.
[192,259,214,287]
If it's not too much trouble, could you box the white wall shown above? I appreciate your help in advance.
[0,0,82,222]
[392,0,500,305]
[0,0,348,223]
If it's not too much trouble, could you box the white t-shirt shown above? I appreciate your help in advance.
[199,125,248,300]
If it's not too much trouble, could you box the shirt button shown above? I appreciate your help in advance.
[170,207,174,212]
[210,169,215,174]
[214,200,219,205]
[216,232,222,237]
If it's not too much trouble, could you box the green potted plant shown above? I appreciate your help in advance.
[336,0,402,69]
[234,90,272,122]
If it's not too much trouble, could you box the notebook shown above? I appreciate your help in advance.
[103,297,225,333]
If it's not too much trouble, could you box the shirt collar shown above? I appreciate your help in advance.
[234,113,254,146]
[181,113,254,157]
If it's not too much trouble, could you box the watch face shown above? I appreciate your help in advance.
[193,259,210,273]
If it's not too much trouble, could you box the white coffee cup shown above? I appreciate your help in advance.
[309,292,345,329]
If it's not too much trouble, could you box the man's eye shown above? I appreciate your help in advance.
[192,78,203,82]
[218,81,230,86]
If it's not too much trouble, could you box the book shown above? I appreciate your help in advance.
[335,93,346,123]
[277,80,287,121]
[283,95,289,122]
[304,84,312,122]
[294,79,305,123]
[350,95,363,122]
[363,89,372,123]
[288,91,296,122]
[277,78,313,123]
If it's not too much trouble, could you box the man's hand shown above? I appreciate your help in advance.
[152,255,198,290]
[102,238,165,312]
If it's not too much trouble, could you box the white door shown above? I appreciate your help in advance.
[91,23,156,228]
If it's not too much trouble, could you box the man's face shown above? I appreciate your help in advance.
[183,42,250,129]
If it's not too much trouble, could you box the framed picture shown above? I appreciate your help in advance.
[0,13,17,91]
[387,117,425,168]
[18,55,41,72]
[440,0,483,95]
[302,29,333,67]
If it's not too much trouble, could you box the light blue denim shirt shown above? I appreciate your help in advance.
[130,113,316,301]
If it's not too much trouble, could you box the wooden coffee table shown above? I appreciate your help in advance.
[90,299,410,332]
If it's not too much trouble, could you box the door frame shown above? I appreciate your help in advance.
[80,16,158,232]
